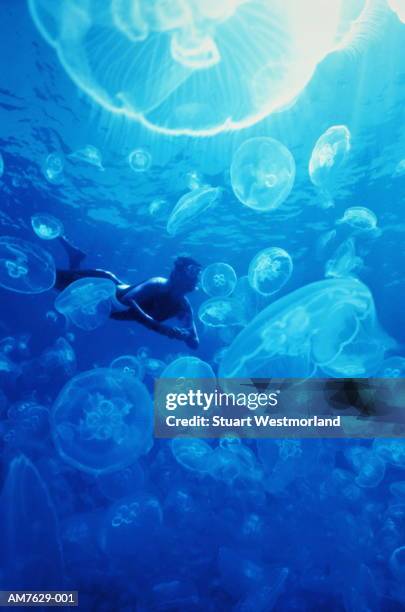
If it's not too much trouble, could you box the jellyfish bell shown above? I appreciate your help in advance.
[336,206,379,234]
[31,213,64,240]
[166,186,222,236]
[248,247,293,295]
[201,262,237,297]
[28,0,384,136]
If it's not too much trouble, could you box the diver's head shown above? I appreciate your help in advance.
[169,256,202,294]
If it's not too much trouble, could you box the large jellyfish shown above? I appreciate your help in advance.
[52,368,153,473]
[166,186,222,236]
[31,213,64,240]
[201,262,237,297]
[219,278,394,378]
[28,1,382,136]
[388,0,405,23]
[248,247,293,295]
[0,236,56,294]
[55,277,117,330]
[309,125,351,206]
[198,297,245,328]
[231,138,295,212]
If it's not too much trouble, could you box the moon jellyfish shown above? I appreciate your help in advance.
[0,152,4,178]
[248,247,293,296]
[377,356,405,378]
[171,438,214,474]
[201,263,237,297]
[231,138,295,212]
[111,355,144,379]
[336,206,379,233]
[167,187,222,236]
[42,152,64,184]
[388,0,405,23]
[52,368,153,473]
[325,239,362,278]
[31,213,64,240]
[128,148,152,172]
[219,278,393,378]
[69,145,104,170]
[55,277,117,330]
[28,1,380,136]
[344,446,385,488]
[199,297,245,328]
[160,356,215,379]
[309,125,351,206]
[0,236,55,294]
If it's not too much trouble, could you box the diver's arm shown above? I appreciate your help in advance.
[178,299,199,349]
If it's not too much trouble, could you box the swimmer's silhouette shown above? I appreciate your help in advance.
[54,237,201,349]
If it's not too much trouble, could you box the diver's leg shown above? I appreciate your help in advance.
[54,268,123,291]
[59,236,86,270]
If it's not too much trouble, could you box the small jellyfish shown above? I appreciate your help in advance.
[171,438,214,473]
[309,125,351,206]
[42,152,64,184]
[128,148,152,172]
[377,356,405,378]
[201,262,237,297]
[0,236,55,294]
[110,355,144,379]
[388,0,405,23]
[160,356,215,379]
[52,368,153,473]
[55,277,117,330]
[336,207,378,233]
[325,239,362,279]
[31,213,64,240]
[0,152,4,178]
[148,198,169,218]
[394,159,405,176]
[230,137,296,211]
[70,145,104,170]
[40,337,76,377]
[248,247,293,296]
[198,297,245,328]
[167,186,222,236]
[185,170,204,190]
[145,358,165,377]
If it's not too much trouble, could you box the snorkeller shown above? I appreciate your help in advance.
[54,237,201,349]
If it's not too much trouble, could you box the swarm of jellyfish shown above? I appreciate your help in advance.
[31,213,64,240]
[167,186,222,236]
[28,0,379,135]
[231,138,296,211]
[55,278,117,330]
[201,262,237,297]
[0,236,56,294]
[52,368,153,473]
[248,247,293,296]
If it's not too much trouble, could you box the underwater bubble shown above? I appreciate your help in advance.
[52,368,153,473]
[198,297,245,328]
[167,186,222,236]
[110,355,144,379]
[31,213,64,240]
[28,0,374,136]
[128,148,152,172]
[201,262,237,297]
[171,438,214,473]
[0,236,55,294]
[69,145,104,170]
[0,152,4,178]
[336,207,378,232]
[219,278,392,378]
[42,152,64,184]
[55,277,117,330]
[160,356,215,379]
[248,247,293,296]
[231,138,296,212]
[309,125,351,191]
[388,0,405,23]
[325,238,362,279]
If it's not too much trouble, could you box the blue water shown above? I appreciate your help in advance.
[1,1,405,609]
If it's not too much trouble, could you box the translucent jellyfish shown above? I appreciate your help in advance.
[110,355,144,379]
[128,148,152,172]
[42,152,64,184]
[185,170,204,190]
[388,0,405,23]
[148,198,170,218]
[69,145,104,170]
[336,206,379,233]
[231,138,296,212]
[373,439,405,468]
[55,277,117,330]
[0,152,4,178]
[40,337,76,377]
[344,446,385,488]
[394,159,405,176]
[198,297,245,328]
[377,356,405,378]
[31,213,64,240]
[248,247,293,296]
[201,262,237,297]
[309,125,351,205]
[219,278,393,378]
[171,438,214,473]
[167,186,222,236]
[160,356,215,379]
[28,0,380,136]
[0,236,56,294]
[52,368,153,473]
[325,239,362,279]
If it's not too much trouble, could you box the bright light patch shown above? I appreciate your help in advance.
[28,0,382,136]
